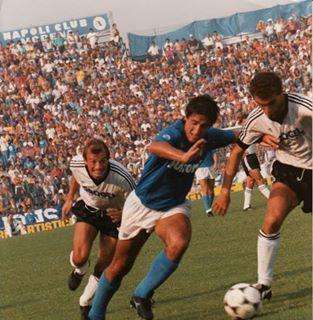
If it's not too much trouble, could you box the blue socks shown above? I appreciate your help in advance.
[202,195,213,213]
[88,274,121,320]
[133,250,179,299]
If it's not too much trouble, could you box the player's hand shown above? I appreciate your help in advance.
[61,199,73,220]
[212,192,230,216]
[261,135,279,149]
[107,208,122,223]
[181,139,206,163]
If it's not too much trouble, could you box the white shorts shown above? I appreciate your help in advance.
[118,191,191,240]
[195,166,216,181]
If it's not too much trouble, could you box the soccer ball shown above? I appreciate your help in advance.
[223,283,262,319]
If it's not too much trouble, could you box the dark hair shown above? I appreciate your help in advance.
[83,138,110,160]
[249,72,283,99]
[185,95,219,125]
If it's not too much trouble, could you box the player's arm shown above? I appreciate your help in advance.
[61,175,79,219]
[147,139,206,164]
[213,143,245,216]
[213,152,218,170]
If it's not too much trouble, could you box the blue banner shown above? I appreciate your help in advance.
[128,0,312,59]
[0,13,111,45]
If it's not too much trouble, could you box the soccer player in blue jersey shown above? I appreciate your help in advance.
[88,95,238,320]
[195,150,218,216]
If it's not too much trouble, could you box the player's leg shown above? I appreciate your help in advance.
[88,231,149,320]
[199,178,215,216]
[256,181,297,298]
[95,235,117,277]
[69,222,98,291]
[133,213,191,300]
[243,176,254,211]
[131,212,191,319]
[196,166,216,216]
[79,235,117,316]
[249,168,270,199]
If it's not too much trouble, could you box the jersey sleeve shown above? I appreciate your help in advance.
[109,161,136,193]
[69,155,85,174]
[154,126,182,147]
[294,93,312,118]
[238,108,264,148]
[205,128,237,149]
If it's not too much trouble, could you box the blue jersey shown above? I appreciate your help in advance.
[199,149,215,168]
[135,120,236,211]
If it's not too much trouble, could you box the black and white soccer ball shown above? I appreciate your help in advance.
[223,283,262,319]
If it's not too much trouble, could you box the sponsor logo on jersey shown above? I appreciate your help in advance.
[280,128,304,141]
[167,161,200,174]
[83,186,116,199]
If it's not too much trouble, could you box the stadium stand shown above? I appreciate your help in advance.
[0,14,311,224]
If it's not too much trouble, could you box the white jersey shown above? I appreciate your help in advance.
[239,93,312,170]
[246,144,256,155]
[70,155,136,209]
[264,149,276,163]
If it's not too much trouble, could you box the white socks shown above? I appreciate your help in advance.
[70,251,89,275]
[257,229,280,286]
[258,184,270,199]
[79,274,100,306]
[243,187,252,210]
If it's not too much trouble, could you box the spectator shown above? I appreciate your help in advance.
[86,28,98,49]
[147,41,160,61]
[0,14,310,227]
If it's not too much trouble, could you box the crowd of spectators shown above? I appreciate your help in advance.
[0,15,311,219]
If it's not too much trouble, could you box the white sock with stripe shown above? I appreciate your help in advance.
[243,187,252,210]
[257,229,280,286]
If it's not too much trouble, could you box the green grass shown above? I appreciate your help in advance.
[0,191,312,320]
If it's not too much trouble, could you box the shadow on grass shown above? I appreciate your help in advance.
[108,267,312,317]
[276,266,311,280]
[0,298,42,311]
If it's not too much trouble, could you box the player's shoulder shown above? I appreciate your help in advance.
[156,120,184,141]
[241,107,264,130]
[244,107,264,123]
[109,159,130,174]
[287,92,312,111]
[109,159,136,189]
[70,154,85,168]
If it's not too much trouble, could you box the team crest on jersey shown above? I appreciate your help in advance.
[161,134,171,141]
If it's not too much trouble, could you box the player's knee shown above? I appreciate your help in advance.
[166,237,190,260]
[72,249,89,267]
[263,213,282,234]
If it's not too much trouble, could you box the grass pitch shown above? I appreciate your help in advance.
[1,191,312,320]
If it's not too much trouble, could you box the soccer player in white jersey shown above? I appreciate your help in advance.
[61,138,136,319]
[241,144,270,211]
[213,72,312,300]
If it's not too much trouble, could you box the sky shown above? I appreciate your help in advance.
[0,0,302,34]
